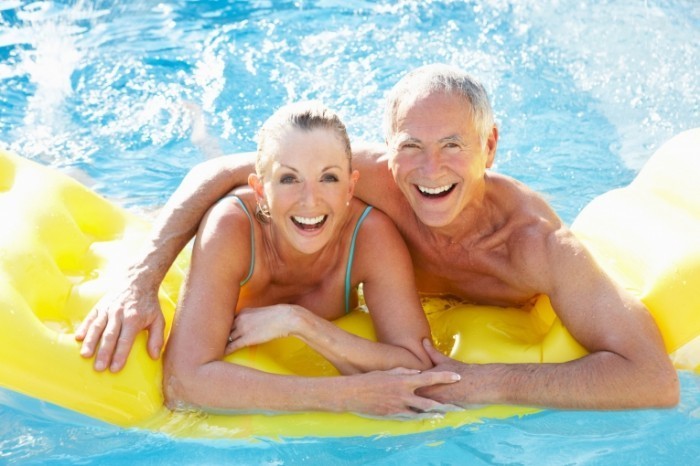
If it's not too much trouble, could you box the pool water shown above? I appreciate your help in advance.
[1,0,699,464]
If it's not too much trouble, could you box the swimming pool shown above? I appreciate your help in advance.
[1,0,698,464]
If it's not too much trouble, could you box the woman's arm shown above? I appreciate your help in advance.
[226,207,432,374]
[226,301,431,374]
[352,208,434,369]
[163,199,459,415]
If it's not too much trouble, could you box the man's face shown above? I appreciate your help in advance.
[387,90,494,228]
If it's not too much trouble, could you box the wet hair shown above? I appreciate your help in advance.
[256,101,352,178]
[383,64,494,147]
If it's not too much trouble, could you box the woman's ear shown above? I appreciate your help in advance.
[248,173,264,199]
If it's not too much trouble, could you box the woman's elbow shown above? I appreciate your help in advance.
[404,343,433,371]
[414,353,434,371]
[162,363,198,411]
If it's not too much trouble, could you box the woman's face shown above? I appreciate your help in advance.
[253,126,358,255]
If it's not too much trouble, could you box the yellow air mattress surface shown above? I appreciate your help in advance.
[0,128,699,439]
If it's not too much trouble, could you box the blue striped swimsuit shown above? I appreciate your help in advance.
[227,195,373,314]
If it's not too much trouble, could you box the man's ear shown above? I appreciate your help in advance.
[485,125,498,168]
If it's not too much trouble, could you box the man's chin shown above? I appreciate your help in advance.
[413,208,457,229]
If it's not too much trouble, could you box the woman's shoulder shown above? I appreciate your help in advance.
[347,199,395,231]
[346,199,405,253]
[206,187,255,218]
[199,187,258,239]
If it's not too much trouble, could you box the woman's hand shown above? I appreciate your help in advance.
[225,304,303,354]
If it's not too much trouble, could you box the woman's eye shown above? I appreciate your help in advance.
[321,174,339,182]
[280,175,296,184]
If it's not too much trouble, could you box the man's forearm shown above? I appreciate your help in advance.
[423,352,679,409]
[134,154,256,288]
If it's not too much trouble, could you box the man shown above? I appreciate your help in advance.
[77,64,678,409]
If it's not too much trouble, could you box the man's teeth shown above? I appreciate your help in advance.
[293,215,325,225]
[418,184,453,195]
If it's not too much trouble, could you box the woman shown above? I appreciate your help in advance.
[163,102,459,416]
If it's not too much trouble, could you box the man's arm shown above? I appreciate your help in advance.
[349,143,404,213]
[75,152,257,372]
[420,225,679,409]
[76,141,395,372]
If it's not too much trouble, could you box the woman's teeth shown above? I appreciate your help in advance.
[292,215,326,229]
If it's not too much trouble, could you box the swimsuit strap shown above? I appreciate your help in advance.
[345,205,374,314]
[221,195,255,286]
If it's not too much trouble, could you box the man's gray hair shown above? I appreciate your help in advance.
[384,64,494,147]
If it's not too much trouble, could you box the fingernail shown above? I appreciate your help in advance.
[451,374,461,381]
[95,361,106,371]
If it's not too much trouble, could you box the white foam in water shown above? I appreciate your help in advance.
[511,1,700,169]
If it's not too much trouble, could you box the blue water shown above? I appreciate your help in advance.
[1,0,699,464]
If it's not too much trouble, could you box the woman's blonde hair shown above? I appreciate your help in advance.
[256,101,352,178]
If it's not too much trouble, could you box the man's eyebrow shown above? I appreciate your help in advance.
[439,135,465,144]
[395,136,422,145]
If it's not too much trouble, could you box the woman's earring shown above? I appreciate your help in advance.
[255,200,271,223]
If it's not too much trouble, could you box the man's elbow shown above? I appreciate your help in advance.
[652,366,680,408]
[637,360,680,408]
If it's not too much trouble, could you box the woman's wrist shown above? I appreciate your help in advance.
[287,304,309,337]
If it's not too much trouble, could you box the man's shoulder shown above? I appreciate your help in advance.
[488,173,559,221]
[352,142,389,168]
[486,174,565,253]
[351,143,407,213]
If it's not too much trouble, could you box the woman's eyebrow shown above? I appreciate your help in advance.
[278,163,299,172]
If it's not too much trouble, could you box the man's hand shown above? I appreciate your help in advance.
[345,367,463,419]
[75,285,165,372]
[416,339,472,406]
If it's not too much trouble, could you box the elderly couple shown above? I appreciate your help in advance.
[75,64,678,418]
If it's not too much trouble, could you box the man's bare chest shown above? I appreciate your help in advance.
[406,234,538,307]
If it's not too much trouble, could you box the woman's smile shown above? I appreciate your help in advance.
[291,214,328,231]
